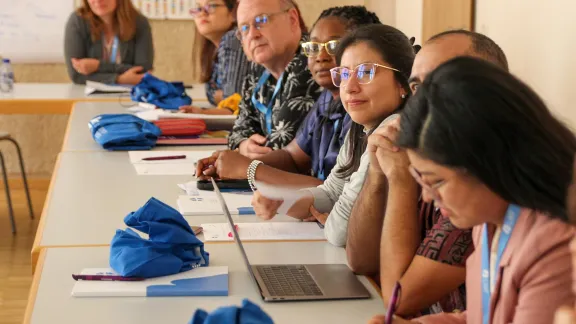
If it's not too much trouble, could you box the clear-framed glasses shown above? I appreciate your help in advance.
[330,63,401,88]
[301,40,340,57]
[190,3,226,18]
[408,165,445,202]
[236,9,291,41]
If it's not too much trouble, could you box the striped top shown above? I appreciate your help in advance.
[205,28,252,106]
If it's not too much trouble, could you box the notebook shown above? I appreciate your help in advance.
[177,191,254,216]
[136,110,236,130]
[71,266,228,297]
[85,81,132,95]
[201,222,326,242]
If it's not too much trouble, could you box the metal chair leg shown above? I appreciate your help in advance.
[0,151,16,234]
[6,137,34,219]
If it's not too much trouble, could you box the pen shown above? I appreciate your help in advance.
[72,274,145,281]
[385,282,402,324]
[227,224,239,238]
[142,155,186,161]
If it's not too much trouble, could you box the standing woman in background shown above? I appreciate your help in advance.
[64,0,154,85]
[179,0,252,115]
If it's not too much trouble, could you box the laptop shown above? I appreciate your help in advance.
[210,178,372,302]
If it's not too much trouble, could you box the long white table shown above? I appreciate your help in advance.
[0,83,207,114]
[62,101,222,152]
[32,151,299,270]
[25,244,384,324]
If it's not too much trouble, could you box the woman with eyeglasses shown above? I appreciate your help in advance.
[195,6,381,186]
[64,0,153,85]
[249,24,418,240]
[369,57,576,324]
[179,0,252,115]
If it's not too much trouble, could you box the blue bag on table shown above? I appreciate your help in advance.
[131,73,192,110]
[190,299,274,324]
[110,197,209,278]
[89,114,162,151]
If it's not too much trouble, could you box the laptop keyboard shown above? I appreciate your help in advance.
[257,265,323,297]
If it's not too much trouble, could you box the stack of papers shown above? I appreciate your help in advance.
[201,222,325,242]
[85,81,132,95]
[177,191,254,216]
[71,267,229,297]
[128,150,213,175]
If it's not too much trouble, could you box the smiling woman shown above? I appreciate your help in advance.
[64,0,154,85]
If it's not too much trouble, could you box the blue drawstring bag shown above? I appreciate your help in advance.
[89,114,162,151]
[110,197,209,278]
[131,73,192,110]
[190,299,274,324]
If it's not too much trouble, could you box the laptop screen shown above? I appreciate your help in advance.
[210,178,263,295]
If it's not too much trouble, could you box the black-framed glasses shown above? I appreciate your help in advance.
[330,63,401,88]
[301,40,340,57]
[190,3,227,17]
[236,9,291,40]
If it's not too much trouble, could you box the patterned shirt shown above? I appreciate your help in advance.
[205,28,252,106]
[228,36,322,150]
[416,199,474,316]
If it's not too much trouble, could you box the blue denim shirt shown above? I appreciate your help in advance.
[295,90,351,180]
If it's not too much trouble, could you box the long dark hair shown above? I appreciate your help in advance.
[192,0,236,83]
[397,57,576,222]
[335,24,417,178]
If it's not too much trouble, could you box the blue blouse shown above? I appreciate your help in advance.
[295,90,352,180]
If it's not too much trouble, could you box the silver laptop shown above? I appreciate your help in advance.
[210,178,372,302]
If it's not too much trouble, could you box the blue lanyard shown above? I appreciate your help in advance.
[108,35,119,63]
[481,204,521,324]
[317,119,340,181]
[251,71,284,134]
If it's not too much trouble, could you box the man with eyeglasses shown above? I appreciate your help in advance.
[344,30,509,319]
[226,0,321,158]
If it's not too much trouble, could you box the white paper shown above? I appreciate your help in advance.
[177,192,253,216]
[178,180,200,196]
[129,151,213,176]
[201,222,325,242]
[254,181,313,216]
[85,81,132,95]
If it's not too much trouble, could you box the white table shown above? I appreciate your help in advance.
[62,101,223,152]
[0,83,207,114]
[32,151,299,270]
[25,244,384,324]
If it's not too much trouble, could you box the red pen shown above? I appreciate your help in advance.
[142,155,186,161]
[72,274,145,281]
[228,225,239,238]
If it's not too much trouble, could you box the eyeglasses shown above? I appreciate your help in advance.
[190,3,226,17]
[301,40,340,57]
[236,9,291,41]
[408,165,446,202]
[330,63,401,88]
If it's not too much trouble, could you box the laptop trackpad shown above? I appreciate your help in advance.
[306,264,371,299]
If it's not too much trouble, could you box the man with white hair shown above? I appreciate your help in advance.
[228,0,321,158]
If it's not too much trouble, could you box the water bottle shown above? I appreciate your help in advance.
[0,58,14,94]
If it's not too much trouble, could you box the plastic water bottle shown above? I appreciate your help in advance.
[0,58,14,94]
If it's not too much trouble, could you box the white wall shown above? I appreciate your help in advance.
[476,0,576,127]
[394,0,423,43]
[365,0,396,25]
